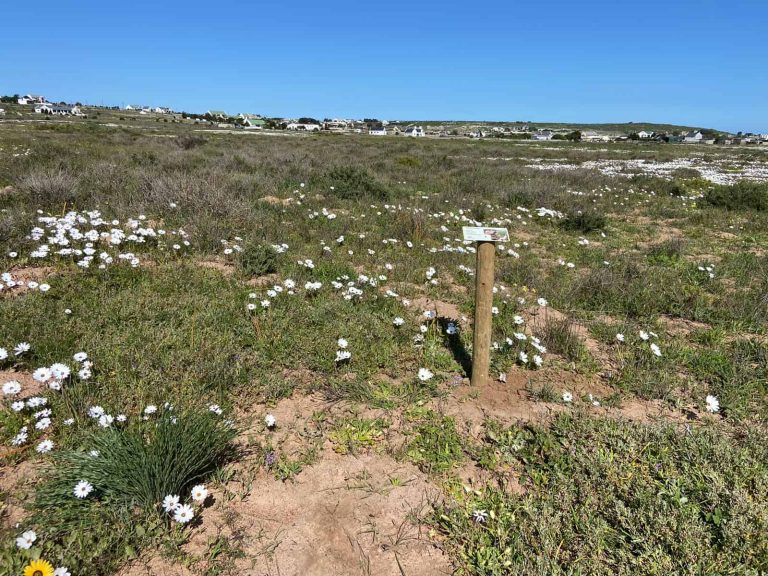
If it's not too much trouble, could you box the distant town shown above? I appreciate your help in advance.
[1,92,767,145]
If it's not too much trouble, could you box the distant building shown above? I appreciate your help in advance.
[206,110,229,120]
[683,131,714,144]
[683,131,703,143]
[532,130,554,141]
[582,131,610,142]
[242,116,265,129]
[637,130,653,139]
[34,104,81,115]
[403,125,425,137]
[18,94,46,105]
[368,126,387,136]
[286,122,321,131]
[323,119,349,131]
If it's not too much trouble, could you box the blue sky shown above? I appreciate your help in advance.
[1,0,766,132]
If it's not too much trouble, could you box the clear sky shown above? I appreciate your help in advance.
[1,0,766,132]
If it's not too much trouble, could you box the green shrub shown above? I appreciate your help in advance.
[703,181,768,211]
[671,167,702,179]
[325,166,390,200]
[237,241,279,276]
[559,209,606,232]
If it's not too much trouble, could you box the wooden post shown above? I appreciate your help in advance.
[471,241,495,386]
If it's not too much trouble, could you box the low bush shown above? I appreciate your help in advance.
[703,180,768,211]
[559,209,606,232]
[174,134,207,150]
[325,166,390,200]
[17,168,78,205]
[237,241,279,276]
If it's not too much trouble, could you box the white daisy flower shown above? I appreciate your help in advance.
[14,342,31,356]
[562,391,573,403]
[417,368,434,381]
[162,494,180,512]
[706,395,720,413]
[191,484,208,502]
[335,350,351,362]
[36,439,54,453]
[73,480,94,498]
[472,509,488,523]
[50,363,71,380]
[32,367,52,382]
[16,529,36,549]
[265,414,276,428]
[173,503,195,524]
[2,380,21,395]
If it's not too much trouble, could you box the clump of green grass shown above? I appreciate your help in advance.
[328,417,388,454]
[540,317,587,362]
[20,408,237,572]
[526,381,558,403]
[406,410,464,474]
[236,241,279,277]
[646,238,685,265]
[38,407,236,508]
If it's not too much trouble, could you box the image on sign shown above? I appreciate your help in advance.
[462,227,510,242]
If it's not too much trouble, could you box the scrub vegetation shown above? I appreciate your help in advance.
[1,117,767,575]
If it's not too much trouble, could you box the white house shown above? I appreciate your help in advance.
[286,122,321,131]
[18,94,46,105]
[684,131,704,143]
[532,130,554,141]
[241,116,265,129]
[0,108,5,115]
[368,126,387,136]
[582,130,610,142]
[403,125,425,137]
[637,130,653,139]
[323,119,349,130]
[35,104,78,115]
